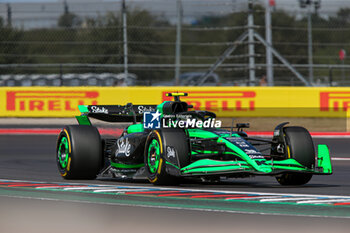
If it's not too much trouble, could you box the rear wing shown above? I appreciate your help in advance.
[76,104,157,124]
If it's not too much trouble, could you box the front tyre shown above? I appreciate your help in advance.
[56,125,102,179]
[144,130,168,185]
[276,173,313,186]
[276,126,315,186]
[144,129,190,185]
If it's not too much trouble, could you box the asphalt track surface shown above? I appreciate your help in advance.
[1,134,350,232]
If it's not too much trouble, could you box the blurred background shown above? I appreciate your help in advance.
[0,0,349,87]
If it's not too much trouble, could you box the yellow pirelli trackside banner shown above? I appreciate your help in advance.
[1,86,350,117]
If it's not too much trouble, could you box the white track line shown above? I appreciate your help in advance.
[332,157,350,161]
[225,195,281,200]
[63,186,113,190]
[93,189,150,193]
[260,197,318,202]
[298,199,350,204]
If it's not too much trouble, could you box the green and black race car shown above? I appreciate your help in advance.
[56,92,332,185]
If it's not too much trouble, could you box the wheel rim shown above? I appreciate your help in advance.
[147,139,160,174]
[58,136,69,169]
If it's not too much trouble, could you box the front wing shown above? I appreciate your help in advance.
[170,145,332,177]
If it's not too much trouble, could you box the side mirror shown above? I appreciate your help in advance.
[236,123,250,130]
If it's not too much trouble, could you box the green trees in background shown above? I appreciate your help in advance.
[0,6,349,83]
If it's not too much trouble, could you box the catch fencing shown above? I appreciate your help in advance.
[0,0,350,86]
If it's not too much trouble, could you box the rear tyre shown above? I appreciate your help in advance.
[276,126,315,186]
[56,125,102,179]
[144,129,190,185]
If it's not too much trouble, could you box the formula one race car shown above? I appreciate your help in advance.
[56,93,332,186]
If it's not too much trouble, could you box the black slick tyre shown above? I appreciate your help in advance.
[144,129,190,185]
[276,126,315,186]
[276,173,313,186]
[56,125,102,179]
